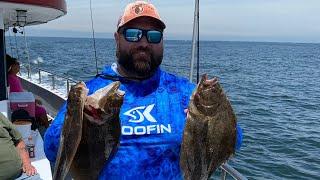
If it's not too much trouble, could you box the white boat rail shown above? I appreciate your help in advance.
[219,163,247,180]
[20,64,78,96]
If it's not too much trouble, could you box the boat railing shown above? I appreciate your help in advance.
[20,64,78,97]
[218,163,247,180]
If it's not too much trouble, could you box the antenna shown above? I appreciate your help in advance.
[196,0,200,83]
[189,0,200,83]
[89,0,99,75]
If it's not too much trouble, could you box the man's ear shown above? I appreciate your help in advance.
[114,32,120,58]
[114,31,119,42]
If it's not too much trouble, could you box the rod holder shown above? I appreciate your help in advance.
[51,76,55,90]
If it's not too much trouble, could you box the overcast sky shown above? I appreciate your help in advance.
[28,0,320,42]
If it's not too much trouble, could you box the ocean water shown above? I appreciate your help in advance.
[6,36,320,179]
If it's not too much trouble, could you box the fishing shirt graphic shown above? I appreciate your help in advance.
[124,104,157,123]
[122,104,172,135]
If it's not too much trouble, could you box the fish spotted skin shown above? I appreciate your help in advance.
[53,81,124,180]
[53,82,87,180]
[180,75,237,180]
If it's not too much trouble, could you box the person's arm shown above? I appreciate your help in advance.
[15,140,37,176]
[0,113,38,176]
[235,123,243,150]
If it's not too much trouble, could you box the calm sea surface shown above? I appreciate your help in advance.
[6,37,320,179]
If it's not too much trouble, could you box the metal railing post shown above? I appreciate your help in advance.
[219,163,248,180]
[51,75,55,90]
[221,170,227,180]
[27,65,31,79]
[66,79,70,95]
[38,69,41,83]
[20,64,80,96]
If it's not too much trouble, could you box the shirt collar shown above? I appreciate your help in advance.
[102,63,161,96]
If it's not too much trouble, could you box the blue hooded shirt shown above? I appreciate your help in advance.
[44,64,243,179]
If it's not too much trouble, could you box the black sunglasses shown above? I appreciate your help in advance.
[121,28,163,44]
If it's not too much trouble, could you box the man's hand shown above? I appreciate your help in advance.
[22,162,37,176]
[16,140,38,176]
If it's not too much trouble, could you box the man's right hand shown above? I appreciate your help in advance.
[16,140,38,176]
[23,163,37,176]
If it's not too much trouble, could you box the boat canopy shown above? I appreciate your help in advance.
[0,0,67,101]
[0,0,67,28]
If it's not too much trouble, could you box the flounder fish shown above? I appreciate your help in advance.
[53,81,124,180]
[180,75,237,180]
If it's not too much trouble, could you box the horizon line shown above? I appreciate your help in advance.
[7,34,320,45]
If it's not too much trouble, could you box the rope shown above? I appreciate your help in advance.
[22,27,31,78]
[8,28,15,55]
[89,0,99,75]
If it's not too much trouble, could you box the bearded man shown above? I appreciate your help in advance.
[44,1,243,179]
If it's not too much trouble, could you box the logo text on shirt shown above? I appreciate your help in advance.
[122,104,172,135]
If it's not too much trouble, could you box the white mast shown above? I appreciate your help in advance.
[0,10,7,100]
[189,0,199,83]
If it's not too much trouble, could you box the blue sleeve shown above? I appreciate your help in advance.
[44,103,67,162]
[235,123,243,150]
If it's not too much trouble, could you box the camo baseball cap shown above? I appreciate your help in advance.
[117,1,166,30]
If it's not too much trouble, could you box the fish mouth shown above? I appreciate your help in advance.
[83,102,123,125]
[83,105,104,124]
[84,82,124,125]
[193,74,223,114]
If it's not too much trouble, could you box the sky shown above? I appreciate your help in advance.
[26,0,320,43]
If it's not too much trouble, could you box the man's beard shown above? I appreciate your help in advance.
[118,47,163,78]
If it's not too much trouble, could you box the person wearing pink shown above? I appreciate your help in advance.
[6,55,24,93]
[8,74,24,92]
[6,55,49,137]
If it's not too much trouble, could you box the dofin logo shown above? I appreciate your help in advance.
[134,4,144,15]
[124,104,156,123]
[122,104,172,135]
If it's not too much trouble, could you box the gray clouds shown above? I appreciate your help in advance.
[30,0,320,42]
